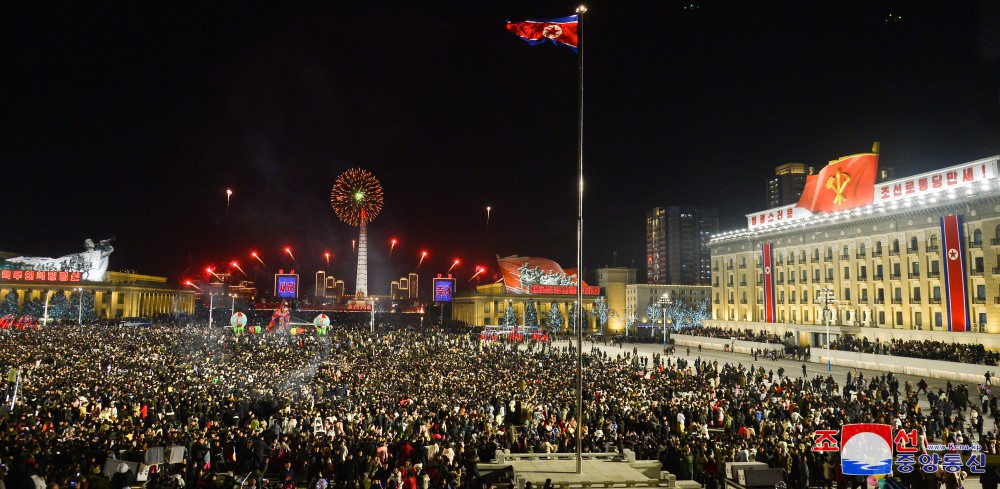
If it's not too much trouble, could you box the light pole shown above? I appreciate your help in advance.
[208,293,216,328]
[230,294,238,315]
[75,288,84,325]
[42,290,55,326]
[370,297,378,333]
[659,293,672,353]
[815,287,836,371]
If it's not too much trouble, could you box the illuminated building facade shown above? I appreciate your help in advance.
[646,206,718,286]
[0,271,195,319]
[314,271,345,299]
[390,273,419,300]
[625,284,711,323]
[767,163,814,209]
[451,282,601,330]
[594,267,636,332]
[709,155,1000,347]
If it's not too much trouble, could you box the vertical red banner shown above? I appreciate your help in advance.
[762,243,775,323]
[940,215,970,332]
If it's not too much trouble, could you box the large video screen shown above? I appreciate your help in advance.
[433,277,456,302]
[275,274,299,298]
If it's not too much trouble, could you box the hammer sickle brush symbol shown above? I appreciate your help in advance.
[826,169,851,205]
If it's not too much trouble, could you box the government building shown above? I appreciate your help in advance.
[707,155,1000,348]
[1,242,195,321]
[0,271,195,319]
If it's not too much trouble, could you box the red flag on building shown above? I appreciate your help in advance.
[796,153,879,213]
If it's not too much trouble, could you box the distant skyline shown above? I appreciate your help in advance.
[3,1,999,293]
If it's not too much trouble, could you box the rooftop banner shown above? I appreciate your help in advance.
[497,256,596,295]
[796,153,878,213]
[745,156,999,231]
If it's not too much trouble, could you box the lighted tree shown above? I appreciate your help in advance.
[689,300,709,327]
[48,293,70,321]
[645,303,662,324]
[67,290,97,323]
[21,298,43,317]
[503,303,517,328]
[547,300,564,331]
[82,291,97,322]
[0,291,18,316]
[568,302,587,333]
[625,312,636,336]
[524,298,539,329]
[594,296,610,334]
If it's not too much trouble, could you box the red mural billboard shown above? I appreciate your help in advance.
[497,256,598,295]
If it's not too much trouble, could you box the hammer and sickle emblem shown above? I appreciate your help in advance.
[826,169,851,205]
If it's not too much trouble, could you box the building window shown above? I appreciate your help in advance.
[973,228,983,246]
[896,311,903,326]
[914,312,922,328]
[879,311,885,325]
[935,312,943,328]
[981,313,988,326]
[843,288,851,301]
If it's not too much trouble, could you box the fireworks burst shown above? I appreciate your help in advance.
[331,168,383,226]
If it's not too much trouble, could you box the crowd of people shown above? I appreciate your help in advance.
[830,336,1000,366]
[0,322,997,489]
[675,326,788,345]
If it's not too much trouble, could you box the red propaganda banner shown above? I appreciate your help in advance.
[529,284,600,295]
[940,215,970,332]
[761,243,775,323]
[0,269,82,283]
[797,153,879,213]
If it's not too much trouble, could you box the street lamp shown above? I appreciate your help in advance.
[230,293,238,315]
[815,287,836,371]
[659,292,672,353]
[42,290,55,326]
[208,293,217,328]
[74,287,84,325]
[370,297,378,333]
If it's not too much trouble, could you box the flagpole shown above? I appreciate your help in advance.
[574,4,586,476]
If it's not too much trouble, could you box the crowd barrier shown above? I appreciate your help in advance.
[670,334,993,383]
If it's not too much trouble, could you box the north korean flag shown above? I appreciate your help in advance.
[506,15,579,53]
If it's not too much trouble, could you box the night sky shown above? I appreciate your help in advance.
[4,1,999,295]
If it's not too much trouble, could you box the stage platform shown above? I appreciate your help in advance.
[480,452,698,489]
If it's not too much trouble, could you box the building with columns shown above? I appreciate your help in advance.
[707,155,1000,348]
[451,282,601,331]
[0,270,195,319]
